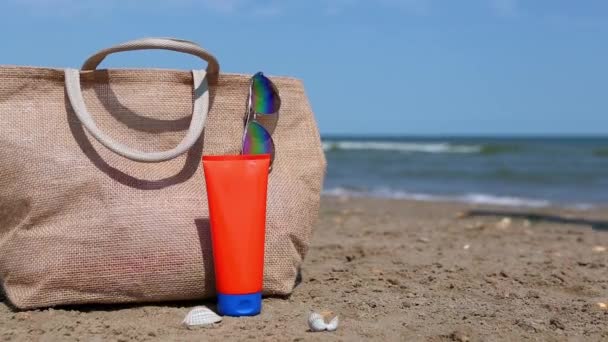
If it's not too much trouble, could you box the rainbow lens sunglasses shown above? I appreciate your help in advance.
[241,72,281,165]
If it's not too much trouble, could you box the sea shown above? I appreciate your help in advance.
[322,136,608,209]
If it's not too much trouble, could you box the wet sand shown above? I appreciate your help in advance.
[1,196,607,341]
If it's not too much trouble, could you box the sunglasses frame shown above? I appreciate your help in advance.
[241,72,279,165]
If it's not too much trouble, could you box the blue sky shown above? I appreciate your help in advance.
[1,0,607,135]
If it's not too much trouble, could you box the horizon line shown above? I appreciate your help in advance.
[320,133,608,138]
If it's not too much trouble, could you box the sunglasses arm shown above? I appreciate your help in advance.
[241,84,255,152]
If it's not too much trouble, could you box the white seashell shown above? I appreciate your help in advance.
[497,217,512,229]
[308,312,327,332]
[182,306,222,327]
[308,311,339,332]
[326,316,339,331]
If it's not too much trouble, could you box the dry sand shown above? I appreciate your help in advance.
[1,196,608,341]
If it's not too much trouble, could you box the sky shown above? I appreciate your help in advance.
[1,0,607,136]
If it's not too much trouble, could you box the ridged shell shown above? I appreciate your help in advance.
[326,316,339,331]
[182,306,222,327]
[308,312,327,332]
[308,311,339,332]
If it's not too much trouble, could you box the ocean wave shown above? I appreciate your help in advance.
[323,187,560,208]
[460,194,550,207]
[322,141,482,154]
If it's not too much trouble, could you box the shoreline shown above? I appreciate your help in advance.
[323,191,607,212]
[1,196,607,340]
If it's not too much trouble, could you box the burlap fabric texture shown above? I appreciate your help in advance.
[0,38,326,309]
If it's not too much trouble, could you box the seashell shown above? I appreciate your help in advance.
[496,217,512,229]
[308,311,339,332]
[465,222,485,230]
[326,316,339,331]
[308,312,327,332]
[182,306,222,327]
[455,211,469,219]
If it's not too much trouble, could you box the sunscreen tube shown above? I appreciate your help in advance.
[202,154,270,316]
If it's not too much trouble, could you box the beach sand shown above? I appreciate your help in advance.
[1,196,607,341]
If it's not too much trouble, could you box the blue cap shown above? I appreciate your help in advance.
[217,292,262,316]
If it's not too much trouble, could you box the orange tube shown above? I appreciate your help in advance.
[202,154,270,316]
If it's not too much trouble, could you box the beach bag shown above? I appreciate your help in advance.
[0,38,326,309]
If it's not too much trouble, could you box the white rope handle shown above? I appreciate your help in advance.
[81,37,220,84]
[64,38,218,162]
[65,68,209,162]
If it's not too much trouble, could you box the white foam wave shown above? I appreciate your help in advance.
[323,187,561,208]
[460,194,550,207]
[322,141,481,154]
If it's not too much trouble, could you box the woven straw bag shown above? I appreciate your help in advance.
[0,38,326,309]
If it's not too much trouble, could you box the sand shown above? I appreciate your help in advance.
[1,197,607,341]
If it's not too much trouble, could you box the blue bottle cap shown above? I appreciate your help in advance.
[217,292,262,316]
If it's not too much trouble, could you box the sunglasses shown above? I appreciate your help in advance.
[241,72,281,165]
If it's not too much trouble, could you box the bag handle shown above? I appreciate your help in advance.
[81,37,220,84]
[64,38,216,163]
